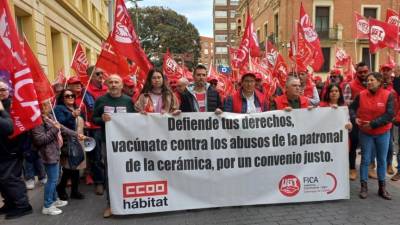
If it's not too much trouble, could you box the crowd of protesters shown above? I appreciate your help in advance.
[1,61,400,219]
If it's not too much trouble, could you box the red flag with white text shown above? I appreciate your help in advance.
[299,3,324,71]
[0,1,42,136]
[386,8,400,26]
[162,49,184,81]
[111,0,152,75]
[95,34,130,78]
[23,38,54,103]
[354,11,369,39]
[369,18,398,54]
[334,47,350,67]
[265,41,288,88]
[289,22,314,72]
[70,43,89,85]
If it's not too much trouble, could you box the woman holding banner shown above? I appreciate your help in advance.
[135,69,180,114]
[350,72,394,200]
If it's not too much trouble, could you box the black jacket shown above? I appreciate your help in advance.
[179,85,222,112]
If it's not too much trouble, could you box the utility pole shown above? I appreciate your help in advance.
[131,0,143,33]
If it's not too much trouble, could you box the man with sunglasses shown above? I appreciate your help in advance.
[84,66,108,194]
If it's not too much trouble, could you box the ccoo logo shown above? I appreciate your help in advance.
[279,175,301,197]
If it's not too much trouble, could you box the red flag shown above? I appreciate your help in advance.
[162,49,185,81]
[207,63,234,100]
[95,34,130,78]
[369,18,398,54]
[354,11,369,39]
[334,47,350,67]
[70,43,89,85]
[299,3,324,71]
[111,0,152,75]
[386,8,400,26]
[289,22,314,72]
[22,38,54,103]
[0,1,42,136]
[229,47,247,70]
[265,41,288,88]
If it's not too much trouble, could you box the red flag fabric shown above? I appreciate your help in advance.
[95,34,130,78]
[386,8,400,26]
[229,47,247,70]
[334,47,350,67]
[23,38,54,103]
[70,43,89,85]
[207,64,234,100]
[354,11,369,39]
[369,18,398,54]
[162,49,185,81]
[265,41,288,89]
[289,22,314,72]
[299,3,324,71]
[0,1,42,136]
[111,0,152,75]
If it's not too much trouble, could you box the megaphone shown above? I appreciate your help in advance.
[83,137,96,152]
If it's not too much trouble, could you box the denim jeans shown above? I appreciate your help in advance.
[370,128,393,166]
[43,163,60,208]
[359,130,390,182]
[23,152,46,180]
[86,129,105,184]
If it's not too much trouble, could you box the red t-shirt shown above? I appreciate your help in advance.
[195,92,206,112]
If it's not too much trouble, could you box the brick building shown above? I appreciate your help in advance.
[236,0,400,75]
[213,0,240,67]
[199,36,214,68]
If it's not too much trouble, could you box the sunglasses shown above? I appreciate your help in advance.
[95,72,104,76]
[64,94,76,99]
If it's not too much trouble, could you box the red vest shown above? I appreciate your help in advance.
[357,88,392,135]
[302,81,315,99]
[349,78,366,100]
[232,90,266,113]
[87,83,108,100]
[274,95,309,110]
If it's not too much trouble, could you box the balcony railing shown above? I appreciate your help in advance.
[315,27,341,40]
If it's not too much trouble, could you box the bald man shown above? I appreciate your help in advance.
[92,74,135,218]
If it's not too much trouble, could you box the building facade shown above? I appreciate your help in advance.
[236,0,399,74]
[9,0,111,81]
[213,0,240,67]
[199,36,214,68]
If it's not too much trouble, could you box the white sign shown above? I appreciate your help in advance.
[106,108,350,215]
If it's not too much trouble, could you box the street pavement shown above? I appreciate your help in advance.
[2,174,400,225]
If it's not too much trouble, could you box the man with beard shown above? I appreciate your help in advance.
[0,80,33,219]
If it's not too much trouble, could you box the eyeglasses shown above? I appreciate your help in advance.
[63,94,76,99]
[95,72,104,76]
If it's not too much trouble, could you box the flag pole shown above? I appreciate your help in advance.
[369,53,373,71]
[354,39,358,63]
[78,67,96,110]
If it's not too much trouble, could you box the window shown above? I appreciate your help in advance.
[256,29,261,43]
[216,58,228,65]
[363,7,377,19]
[264,23,268,39]
[321,47,331,72]
[230,10,236,18]
[230,0,239,6]
[215,0,227,5]
[316,7,330,39]
[215,35,228,42]
[216,47,228,54]
[215,11,227,18]
[203,42,209,47]
[274,13,279,41]
[362,47,376,71]
[215,23,227,30]
[230,22,236,30]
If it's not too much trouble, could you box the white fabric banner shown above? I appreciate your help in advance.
[106,107,350,215]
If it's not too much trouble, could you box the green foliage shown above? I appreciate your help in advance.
[128,6,201,69]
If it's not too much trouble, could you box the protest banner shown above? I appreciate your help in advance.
[106,107,350,215]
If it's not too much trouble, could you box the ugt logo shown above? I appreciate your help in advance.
[279,175,301,197]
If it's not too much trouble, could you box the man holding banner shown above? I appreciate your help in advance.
[92,75,135,218]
